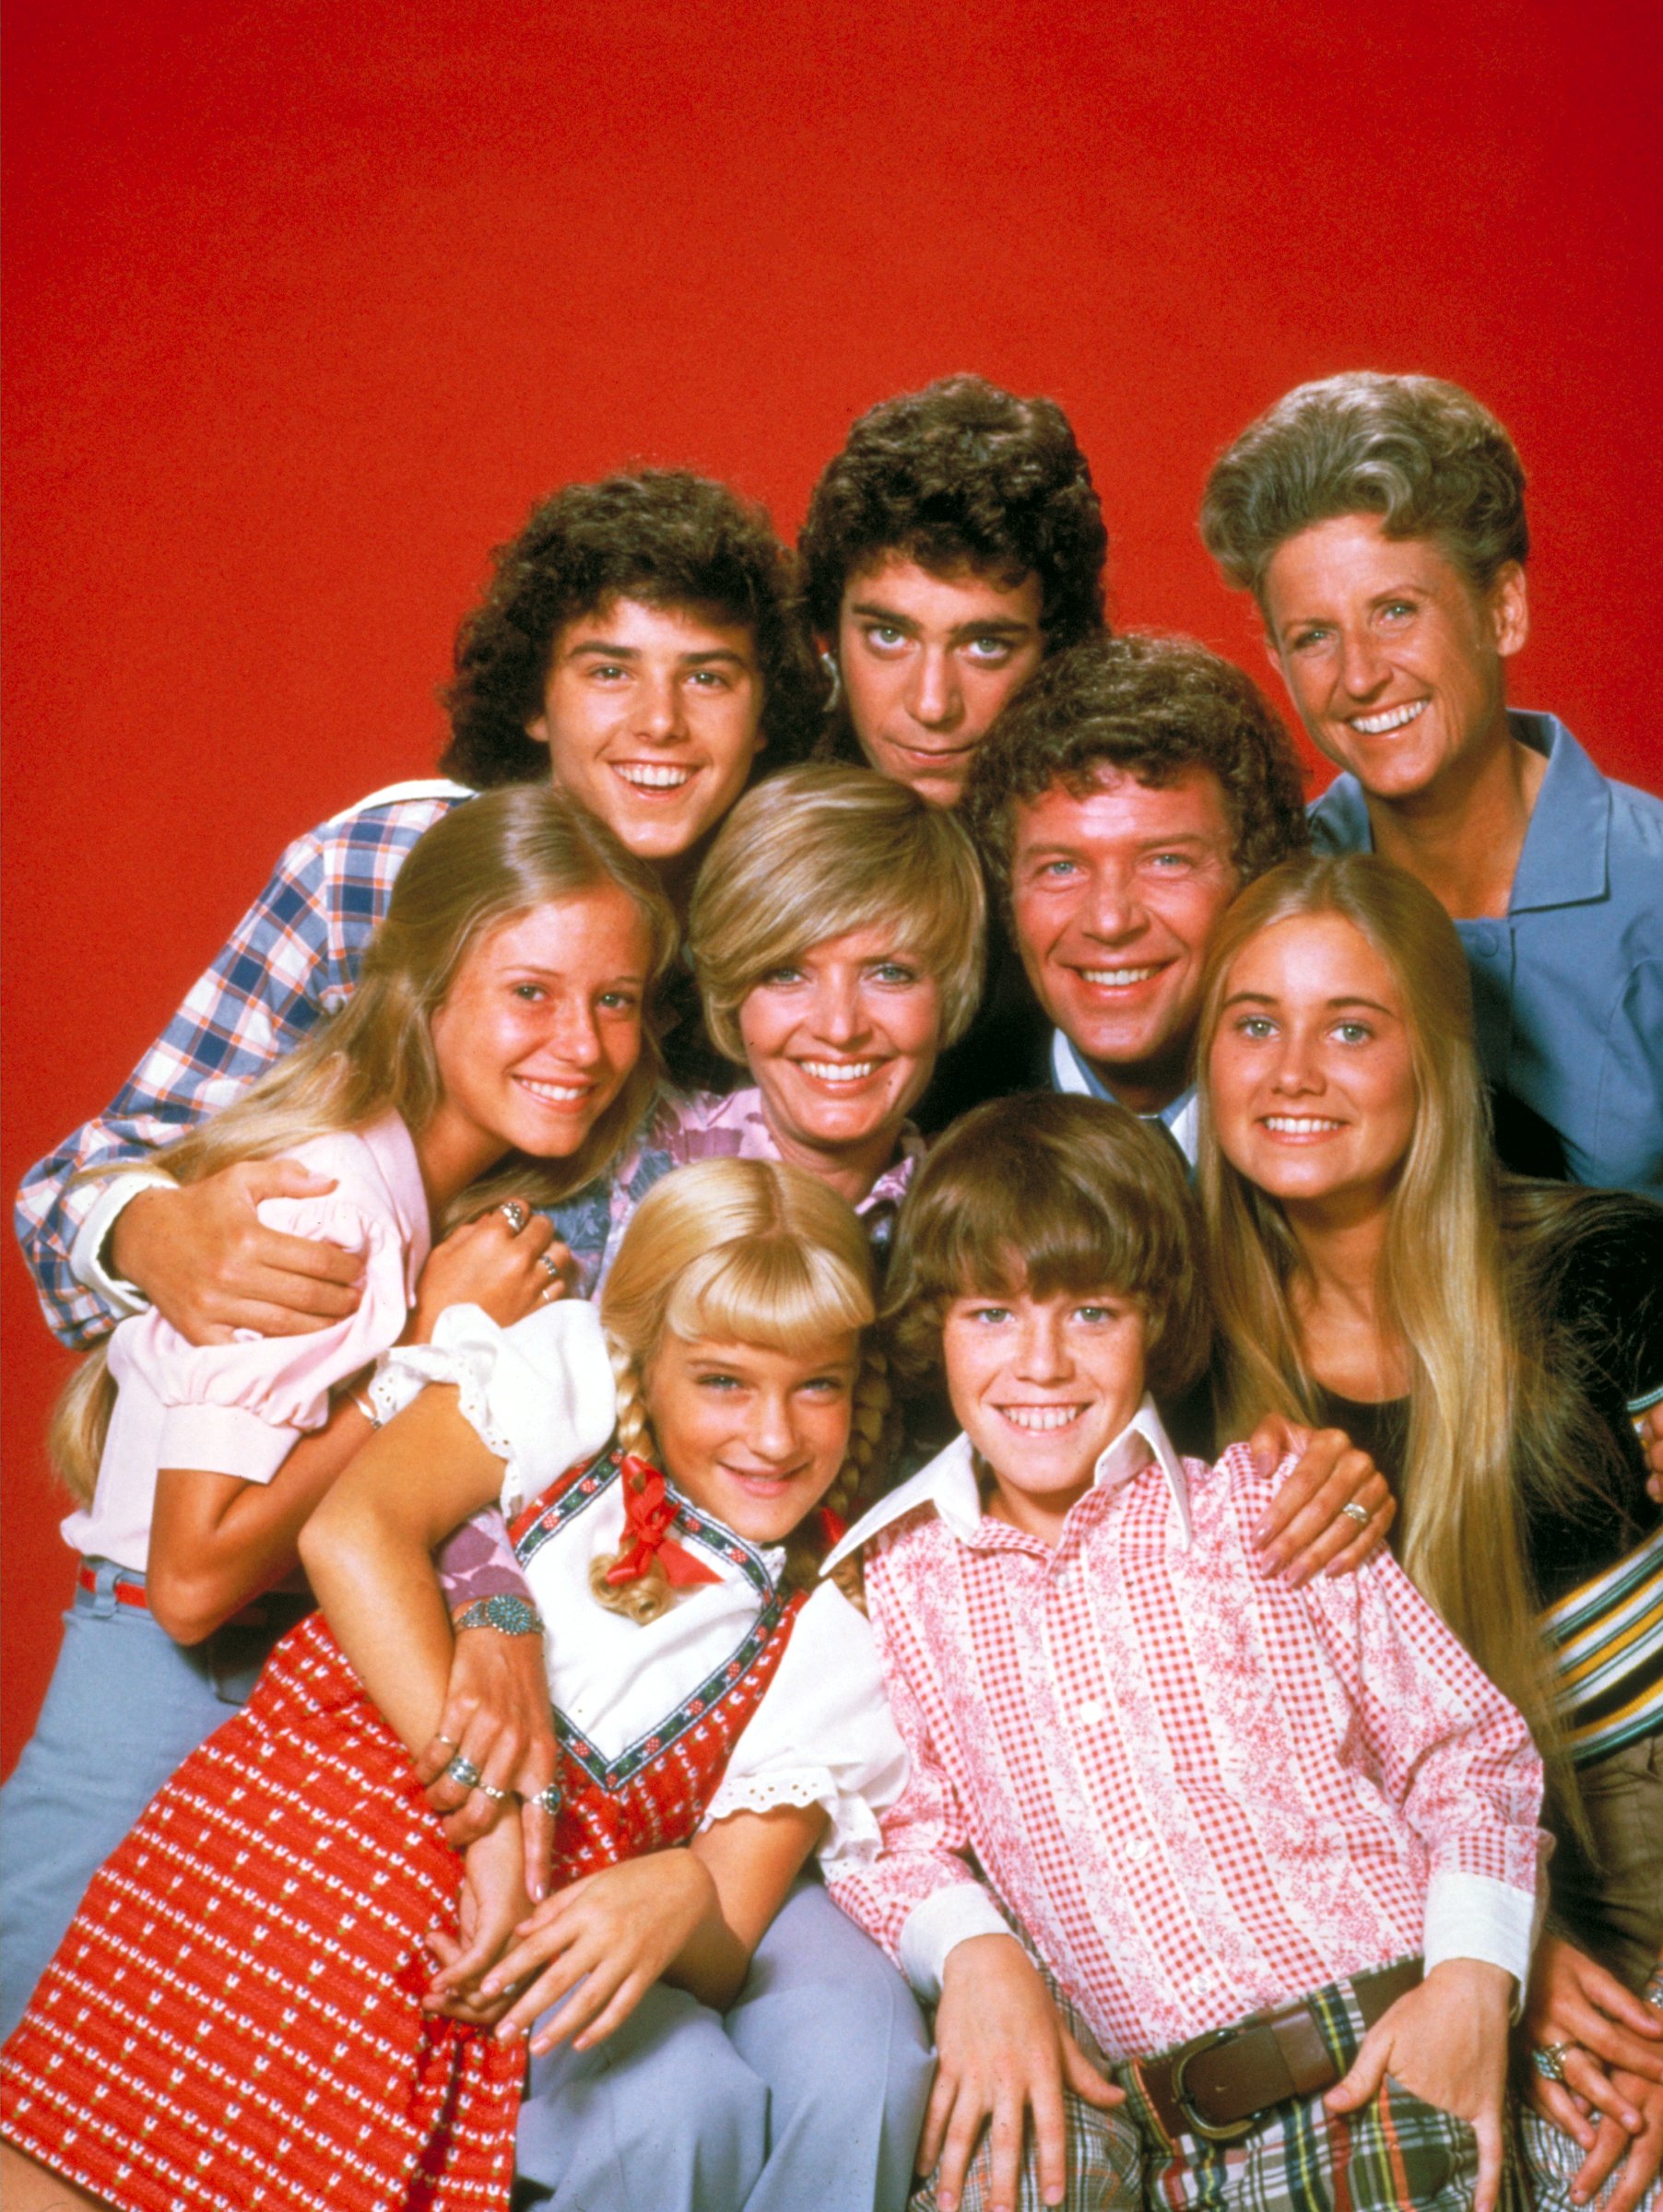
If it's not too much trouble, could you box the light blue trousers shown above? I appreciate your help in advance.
[0,1562,301,2041]
[513,1877,934,2211]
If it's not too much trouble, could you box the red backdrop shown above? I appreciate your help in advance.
[5,0,1659,1764]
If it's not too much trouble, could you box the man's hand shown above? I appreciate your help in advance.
[113,1163,360,1343]
[416,1623,558,1896]
[1247,1418,1395,1584]
[406,1205,574,1342]
[1327,1960,1512,2212]
[917,1933,1122,2212]
[1527,1936,1663,2108]
[479,1850,717,2055]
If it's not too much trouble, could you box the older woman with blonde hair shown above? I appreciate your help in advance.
[572,759,986,1277]
[1195,850,1663,2211]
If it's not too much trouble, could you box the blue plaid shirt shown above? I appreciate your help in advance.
[16,779,472,1347]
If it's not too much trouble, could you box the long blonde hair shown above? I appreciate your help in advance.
[1197,853,1606,1820]
[52,787,678,1500]
[591,1158,890,1622]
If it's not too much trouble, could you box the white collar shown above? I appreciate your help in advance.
[1048,1031,1199,1166]
[822,1391,1192,1573]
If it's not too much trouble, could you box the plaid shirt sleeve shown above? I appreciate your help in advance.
[14,786,464,1347]
[827,1545,1003,1976]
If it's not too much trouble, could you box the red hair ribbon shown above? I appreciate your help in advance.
[605,1455,722,1590]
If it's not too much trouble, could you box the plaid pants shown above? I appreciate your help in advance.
[910,1971,1519,2212]
[1518,2108,1661,2211]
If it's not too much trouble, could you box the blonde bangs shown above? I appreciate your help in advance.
[662,1237,874,1357]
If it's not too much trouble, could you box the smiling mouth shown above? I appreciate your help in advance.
[612,761,694,792]
[797,1059,881,1085]
[1260,1114,1344,1135]
[515,1076,594,1106]
[1349,700,1427,736]
[1077,965,1162,990]
[997,1404,1084,1432]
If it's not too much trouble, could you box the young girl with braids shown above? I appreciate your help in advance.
[1,1158,925,2212]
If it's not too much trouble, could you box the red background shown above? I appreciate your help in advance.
[5,0,1660,1765]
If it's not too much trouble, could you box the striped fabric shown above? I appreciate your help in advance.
[1542,1519,1663,1761]
[1518,2106,1662,2210]
[14,779,471,1347]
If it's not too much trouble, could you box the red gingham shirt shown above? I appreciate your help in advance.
[825,1401,1547,2060]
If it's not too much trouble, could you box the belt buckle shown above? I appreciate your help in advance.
[1170,2025,1257,2144]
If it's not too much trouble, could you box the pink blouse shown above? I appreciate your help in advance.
[62,1113,429,1572]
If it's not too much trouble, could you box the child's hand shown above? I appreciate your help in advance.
[1326,1959,1512,2212]
[918,1933,1122,2212]
[407,1205,572,1341]
[421,1815,531,2022]
[479,1849,717,2056]
[415,1625,559,1897]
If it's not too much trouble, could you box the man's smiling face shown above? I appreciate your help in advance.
[526,594,764,863]
[1009,764,1241,1113]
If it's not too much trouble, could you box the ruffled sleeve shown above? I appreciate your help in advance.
[702,1582,909,1880]
[117,1191,414,1485]
[378,1300,618,1517]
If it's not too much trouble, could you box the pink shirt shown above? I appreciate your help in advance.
[64,1114,430,1571]
[824,1401,1547,2061]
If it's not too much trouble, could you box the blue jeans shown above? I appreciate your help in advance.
[0,1561,304,2041]
[513,1877,933,2211]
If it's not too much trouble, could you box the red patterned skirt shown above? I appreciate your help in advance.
[0,1612,522,2212]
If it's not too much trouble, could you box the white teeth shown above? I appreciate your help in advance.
[800,1061,879,1084]
[999,1405,1082,1431]
[1350,700,1426,735]
[1080,966,1160,987]
[517,1077,590,1103]
[1263,1115,1343,1133]
[615,762,693,790]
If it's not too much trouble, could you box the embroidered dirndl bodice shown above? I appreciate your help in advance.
[508,1443,807,1878]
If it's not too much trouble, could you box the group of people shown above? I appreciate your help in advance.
[0,368,1659,2212]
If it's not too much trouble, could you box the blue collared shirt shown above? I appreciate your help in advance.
[1047,1030,1200,1165]
[1310,711,1663,1201]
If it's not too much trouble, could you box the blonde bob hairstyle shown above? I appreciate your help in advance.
[689,763,987,1064]
[593,1156,890,1619]
[1195,852,1608,1813]
[51,787,677,1501]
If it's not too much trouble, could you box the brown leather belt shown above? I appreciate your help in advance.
[1136,1959,1423,2144]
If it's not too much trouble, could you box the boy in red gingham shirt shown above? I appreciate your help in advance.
[826,1094,1547,2212]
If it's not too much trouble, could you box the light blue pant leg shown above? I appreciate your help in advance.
[513,1877,932,2212]
[0,1567,295,2041]
[725,1877,934,2212]
[514,1981,769,2210]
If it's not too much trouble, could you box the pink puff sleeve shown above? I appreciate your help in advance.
[106,1189,415,1486]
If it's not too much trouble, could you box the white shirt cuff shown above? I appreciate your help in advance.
[897,1883,1012,2002]
[69,1171,178,1315]
[1423,1871,1537,2012]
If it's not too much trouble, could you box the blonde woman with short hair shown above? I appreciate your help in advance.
[575,763,985,1281]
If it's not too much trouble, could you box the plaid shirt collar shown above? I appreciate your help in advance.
[823,1391,1192,1574]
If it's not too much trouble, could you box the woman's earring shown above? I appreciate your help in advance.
[819,650,843,714]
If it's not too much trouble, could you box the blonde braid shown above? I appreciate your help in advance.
[587,1332,676,1626]
[784,1343,891,1603]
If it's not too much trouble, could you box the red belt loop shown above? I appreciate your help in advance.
[76,1563,150,1612]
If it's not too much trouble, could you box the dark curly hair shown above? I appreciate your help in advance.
[440,470,817,787]
[797,376,1108,652]
[962,633,1309,904]
[1200,372,1528,603]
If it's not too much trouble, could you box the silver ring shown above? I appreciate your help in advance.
[538,1284,557,1305]
[528,1783,561,1816]
[537,1249,562,1282]
[1531,2041,1575,2083]
[474,1779,511,1805]
[444,1752,483,1791]
[498,1200,529,1234]
[1339,1501,1372,1528]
